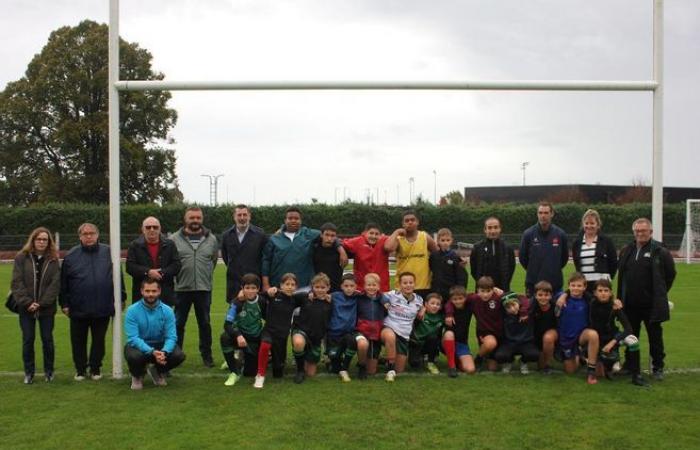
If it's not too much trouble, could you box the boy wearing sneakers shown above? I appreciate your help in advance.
[291,273,333,384]
[220,274,266,386]
[442,286,475,378]
[555,272,600,384]
[409,293,444,374]
[429,228,467,299]
[254,273,307,389]
[355,273,387,378]
[326,273,361,382]
[529,281,559,374]
[380,272,425,381]
[494,292,540,374]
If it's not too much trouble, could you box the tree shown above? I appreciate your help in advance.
[440,190,464,205]
[0,20,181,206]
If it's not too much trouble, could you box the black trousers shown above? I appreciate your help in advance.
[409,335,440,367]
[494,341,540,364]
[19,313,55,375]
[220,331,260,376]
[124,345,186,377]
[70,316,110,374]
[175,291,212,360]
[261,331,288,378]
[625,307,665,370]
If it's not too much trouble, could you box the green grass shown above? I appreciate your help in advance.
[1,263,699,449]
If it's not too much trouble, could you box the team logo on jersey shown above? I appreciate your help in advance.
[447,260,454,265]
[488,300,496,309]
[240,311,247,317]
[552,238,560,247]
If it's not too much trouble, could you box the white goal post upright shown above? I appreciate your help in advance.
[686,200,700,264]
[107,0,665,378]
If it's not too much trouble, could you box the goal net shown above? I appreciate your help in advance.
[680,199,700,263]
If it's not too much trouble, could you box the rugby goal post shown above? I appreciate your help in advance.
[681,199,700,264]
[107,0,666,378]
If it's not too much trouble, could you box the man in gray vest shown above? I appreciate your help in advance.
[171,207,219,367]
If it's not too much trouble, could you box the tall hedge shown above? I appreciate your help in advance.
[0,202,686,238]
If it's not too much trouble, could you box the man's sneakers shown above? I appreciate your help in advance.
[23,374,34,385]
[501,363,512,374]
[130,376,143,390]
[448,367,458,378]
[652,368,665,381]
[253,375,265,389]
[148,365,168,386]
[203,357,215,369]
[294,371,306,384]
[45,372,54,383]
[90,369,102,381]
[426,362,440,375]
[339,370,351,383]
[224,372,240,387]
[357,365,368,380]
[74,372,86,381]
[385,370,396,382]
[632,374,651,387]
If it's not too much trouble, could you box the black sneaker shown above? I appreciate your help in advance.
[541,366,553,376]
[45,372,55,383]
[652,368,664,381]
[632,374,650,387]
[203,357,215,368]
[358,365,368,380]
[294,371,305,384]
[448,367,458,378]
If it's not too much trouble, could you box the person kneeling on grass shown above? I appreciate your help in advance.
[529,281,558,375]
[124,278,186,390]
[442,286,476,378]
[409,293,444,375]
[220,273,266,387]
[555,272,599,385]
[494,292,540,375]
[355,273,387,379]
[380,272,425,382]
[291,274,333,384]
[327,273,361,383]
[254,273,307,389]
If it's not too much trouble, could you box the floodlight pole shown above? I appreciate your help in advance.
[652,0,664,239]
[108,0,123,379]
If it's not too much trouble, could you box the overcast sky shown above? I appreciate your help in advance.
[2,0,698,205]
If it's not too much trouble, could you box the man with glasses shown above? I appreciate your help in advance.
[617,218,676,381]
[126,217,181,306]
[60,223,126,381]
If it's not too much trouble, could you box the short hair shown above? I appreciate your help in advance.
[364,222,381,232]
[425,293,443,303]
[476,276,495,290]
[581,209,602,229]
[594,279,613,290]
[632,217,653,230]
[534,281,553,294]
[402,209,418,220]
[285,206,302,218]
[568,272,587,284]
[141,277,161,289]
[436,228,453,239]
[320,222,337,233]
[449,286,467,299]
[341,273,356,284]
[311,273,331,287]
[185,206,203,215]
[235,204,249,212]
[398,272,416,282]
[241,273,261,288]
[280,273,298,285]
[77,223,99,235]
[538,201,554,213]
[364,273,381,285]
[484,216,502,227]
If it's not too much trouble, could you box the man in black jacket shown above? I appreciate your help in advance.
[126,216,181,306]
[470,217,515,291]
[617,218,676,381]
[220,204,268,302]
[60,223,126,381]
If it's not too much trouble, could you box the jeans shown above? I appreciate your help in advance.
[19,313,55,375]
[124,345,186,377]
[70,316,110,374]
[175,291,212,360]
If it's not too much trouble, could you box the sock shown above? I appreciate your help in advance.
[342,351,357,371]
[386,361,395,372]
[257,341,272,376]
[443,340,456,369]
[293,350,305,372]
[587,363,596,375]
[222,349,239,375]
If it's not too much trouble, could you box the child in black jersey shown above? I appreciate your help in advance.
[529,281,558,374]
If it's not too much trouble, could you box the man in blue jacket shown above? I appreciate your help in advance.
[124,279,185,390]
[60,223,126,381]
[519,202,569,295]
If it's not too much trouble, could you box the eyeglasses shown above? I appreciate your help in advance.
[80,232,97,236]
[144,225,160,230]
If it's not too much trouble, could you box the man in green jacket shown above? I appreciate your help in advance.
[172,207,219,367]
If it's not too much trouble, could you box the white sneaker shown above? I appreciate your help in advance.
[339,370,351,383]
[501,363,512,374]
[426,362,440,375]
[224,372,240,387]
[520,363,530,375]
[253,375,265,389]
[385,370,396,382]
[130,376,143,390]
[74,373,86,381]
[612,361,622,373]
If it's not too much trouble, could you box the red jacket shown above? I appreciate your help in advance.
[342,233,390,293]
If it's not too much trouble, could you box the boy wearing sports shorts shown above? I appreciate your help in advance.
[355,273,386,379]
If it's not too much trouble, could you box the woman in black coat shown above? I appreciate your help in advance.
[10,227,61,384]
[571,209,618,293]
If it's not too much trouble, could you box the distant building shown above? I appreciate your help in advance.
[463,184,700,204]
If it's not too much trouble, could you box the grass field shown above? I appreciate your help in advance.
[1,263,699,449]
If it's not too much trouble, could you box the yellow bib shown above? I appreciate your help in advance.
[395,231,431,289]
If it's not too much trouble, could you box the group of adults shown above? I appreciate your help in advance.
[10,201,676,384]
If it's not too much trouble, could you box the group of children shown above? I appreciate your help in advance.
[219,267,647,389]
